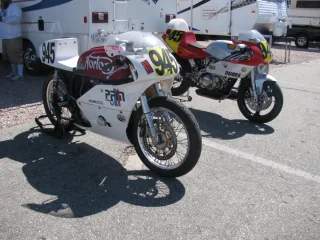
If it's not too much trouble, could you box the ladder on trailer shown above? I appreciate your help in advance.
[113,0,129,33]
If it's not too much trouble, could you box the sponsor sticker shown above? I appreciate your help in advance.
[89,100,103,105]
[105,89,126,107]
[141,60,154,75]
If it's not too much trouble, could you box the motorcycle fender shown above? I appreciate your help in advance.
[255,73,277,95]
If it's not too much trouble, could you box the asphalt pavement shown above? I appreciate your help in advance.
[0,59,320,240]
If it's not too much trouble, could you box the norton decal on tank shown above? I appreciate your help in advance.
[163,19,284,124]
[36,31,202,178]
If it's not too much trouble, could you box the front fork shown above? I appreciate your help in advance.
[140,93,159,144]
[140,82,171,144]
[250,68,258,102]
[249,65,269,103]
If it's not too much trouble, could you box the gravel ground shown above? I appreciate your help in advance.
[0,61,46,129]
[0,44,319,129]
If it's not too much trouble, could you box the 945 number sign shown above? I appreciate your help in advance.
[148,47,178,77]
[41,42,55,64]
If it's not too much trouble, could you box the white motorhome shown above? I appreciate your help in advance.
[0,0,177,75]
[288,0,320,26]
[176,0,289,38]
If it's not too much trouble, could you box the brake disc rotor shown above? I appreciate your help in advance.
[143,121,178,161]
[245,91,272,112]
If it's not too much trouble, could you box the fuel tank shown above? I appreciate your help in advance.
[205,40,241,60]
[76,46,130,80]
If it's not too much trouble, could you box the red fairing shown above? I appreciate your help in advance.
[76,46,131,79]
[230,40,267,66]
[178,32,211,59]
[163,30,211,59]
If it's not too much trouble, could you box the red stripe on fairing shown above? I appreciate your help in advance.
[117,89,121,107]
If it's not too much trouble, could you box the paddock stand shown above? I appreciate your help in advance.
[35,114,66,139]
[170,89,193,103]
[35,114,86,139]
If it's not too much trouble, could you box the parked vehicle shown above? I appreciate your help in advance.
[36,31,202,177]
[163,19,284,124]
[176,0,289,38]
[286,25,320,48]
[286,0,320,48]
[0,0,177,75]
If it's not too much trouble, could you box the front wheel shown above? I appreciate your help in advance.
[237,80,283,124]
[132,97,202,177]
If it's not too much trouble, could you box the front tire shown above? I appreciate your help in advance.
[237,80,283,124]
[132,97,202,177]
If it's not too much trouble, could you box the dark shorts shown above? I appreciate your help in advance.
[2,37,23,64]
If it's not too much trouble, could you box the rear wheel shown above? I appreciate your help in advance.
[237,80,283,124]
[42,75,74,131]
[132,97,202,177]
[171,53,193,96]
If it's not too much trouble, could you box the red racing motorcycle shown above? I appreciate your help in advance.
[162,19,283,124]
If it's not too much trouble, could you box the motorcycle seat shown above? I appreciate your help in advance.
[187,42,206,49]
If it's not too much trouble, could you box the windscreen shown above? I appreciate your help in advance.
[103,31,166,54]
[238,30,267,43]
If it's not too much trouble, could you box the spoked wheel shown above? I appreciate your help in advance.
[132,97,202,177]
[237,80,283,124]
[42,76,74,131]
[170,53,192,97]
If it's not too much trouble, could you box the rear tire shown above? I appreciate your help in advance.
[171,53,193,97]
[42,75,74,131]
[132,97,202,177]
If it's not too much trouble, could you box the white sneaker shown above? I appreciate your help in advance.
[11,74,23,81]
[6,72,17,79]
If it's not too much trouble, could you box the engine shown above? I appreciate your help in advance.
[198,73,225,91]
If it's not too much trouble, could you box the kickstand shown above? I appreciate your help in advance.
[35,115,66,139]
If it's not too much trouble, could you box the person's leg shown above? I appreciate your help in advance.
[2,39,17,79]
[9,38,24,80]
[17,63,23,77]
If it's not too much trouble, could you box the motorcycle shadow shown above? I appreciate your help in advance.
[189,108,274,140]
[0,127,185,218]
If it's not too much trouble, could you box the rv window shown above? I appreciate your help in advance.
[296,0,320,8]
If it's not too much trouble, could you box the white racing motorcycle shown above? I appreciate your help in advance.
[36,31,202,177]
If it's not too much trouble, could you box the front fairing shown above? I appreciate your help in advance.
[102,31,180,82]
[235,30,273,64]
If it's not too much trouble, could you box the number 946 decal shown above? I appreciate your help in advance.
[147,47,178,77]
[42,42,55,64]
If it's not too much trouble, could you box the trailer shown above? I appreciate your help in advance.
[286,0,320,48]
[0,0,177,75]
[176,0,290,39]
[288,0,320,27]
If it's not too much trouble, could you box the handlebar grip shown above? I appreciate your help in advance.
[102,57,126,72]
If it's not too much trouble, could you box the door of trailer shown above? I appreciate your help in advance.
[178,0,231,35]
